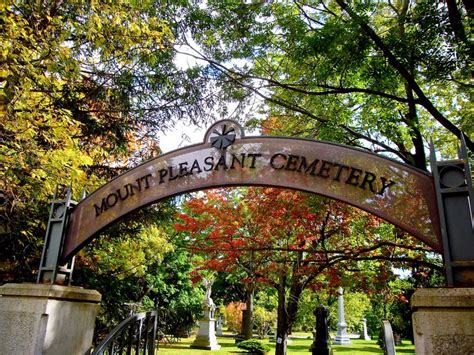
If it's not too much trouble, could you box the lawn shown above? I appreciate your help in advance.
[157,335,415,354]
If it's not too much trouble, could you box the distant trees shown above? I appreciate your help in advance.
[73,203,205,341]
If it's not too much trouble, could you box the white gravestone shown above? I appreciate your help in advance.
[216,315,223,336]
[360,317,371,340]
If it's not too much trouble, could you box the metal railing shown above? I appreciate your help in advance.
[92,311,158,355]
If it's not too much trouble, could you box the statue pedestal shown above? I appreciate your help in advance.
[411,287,474,355]
[0,283,101,355]
[191,318,221,350]
[333,322,352,345]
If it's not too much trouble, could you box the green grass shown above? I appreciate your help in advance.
[157,334,415,354]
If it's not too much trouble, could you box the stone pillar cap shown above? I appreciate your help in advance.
[0,283,102,303]
[411,287,474,308]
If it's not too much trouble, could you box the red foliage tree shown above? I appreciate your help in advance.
[174,187,441,355]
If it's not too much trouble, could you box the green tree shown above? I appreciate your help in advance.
[253,305,277,339]
[183,0,472,167]
[73,203,176,340]
[0,0,212,282]
[144,249,205,339]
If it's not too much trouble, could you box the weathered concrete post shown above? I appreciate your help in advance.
[0,283,101,355]
[411,288,474,355]
[310,305,331,355]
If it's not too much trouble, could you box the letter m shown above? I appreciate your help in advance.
[94,198,108,217]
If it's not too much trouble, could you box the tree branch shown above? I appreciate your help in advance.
[336,0,474,151]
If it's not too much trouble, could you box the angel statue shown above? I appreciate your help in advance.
[203,278,216,319]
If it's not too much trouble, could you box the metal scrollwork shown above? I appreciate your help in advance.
[92,311,157,355]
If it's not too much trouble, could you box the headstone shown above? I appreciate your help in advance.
[216,315,223,336]
[269,332,276,342]
[191,279,221,350]
[360,318,371,340]
[380,320,396,355]
[333,287,351,345]
[310,305,331,355]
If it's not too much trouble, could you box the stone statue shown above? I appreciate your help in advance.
[203,279,216,318]
[191,278,221,350]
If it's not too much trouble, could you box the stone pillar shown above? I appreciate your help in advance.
[0,283,101,355]
[411,287,474,355]
[191,280,221,350]
[333,287,351,345]
[360,318,371,340]
[191,317,221,350]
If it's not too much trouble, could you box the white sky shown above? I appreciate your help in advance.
[157,41,261,153]
[157,121,206,153]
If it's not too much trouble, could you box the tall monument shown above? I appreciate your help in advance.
[333,287,351,345]
[191,279,221,350]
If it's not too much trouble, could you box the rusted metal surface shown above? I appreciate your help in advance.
[62,129,441,262]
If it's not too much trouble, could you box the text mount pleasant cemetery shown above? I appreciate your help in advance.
[94,151,397,218]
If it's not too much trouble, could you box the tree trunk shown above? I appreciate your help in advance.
[287,251,305,334]
[242,286,255,340]
[275,274,288,355]
[286,282,304,335]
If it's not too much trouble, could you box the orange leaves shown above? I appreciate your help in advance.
[173,213,201,233]
[173,186,393,293]
[206,258,229,272]
[230,238,247,248]
[223,302,246,332]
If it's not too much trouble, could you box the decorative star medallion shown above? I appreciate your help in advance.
[209,124,236,149]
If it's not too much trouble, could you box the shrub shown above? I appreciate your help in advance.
[224,302,245,332]
[253,306,277,339]
[237,339,271,354]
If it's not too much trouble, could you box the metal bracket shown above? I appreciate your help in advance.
[37,185,77,285]
[430,137,474,287]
